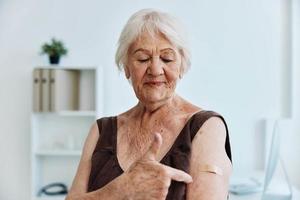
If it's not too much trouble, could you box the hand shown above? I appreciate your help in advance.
[124,133,193,200]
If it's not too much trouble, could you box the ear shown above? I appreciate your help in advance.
[124,65,130,79]
[179,65,184,79]
[178,50,185,79]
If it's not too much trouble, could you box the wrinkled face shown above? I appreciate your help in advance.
[125,32,182,104]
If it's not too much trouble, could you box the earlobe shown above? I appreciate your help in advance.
[179,66,184,79]
[124,66,130,79]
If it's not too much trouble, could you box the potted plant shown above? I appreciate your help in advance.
[41,38,68,64]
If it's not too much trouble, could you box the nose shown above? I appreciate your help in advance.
[147,56,164,76]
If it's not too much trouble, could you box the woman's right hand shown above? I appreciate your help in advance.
[123,133,193,200]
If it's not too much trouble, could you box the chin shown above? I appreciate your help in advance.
[140,92,170,104]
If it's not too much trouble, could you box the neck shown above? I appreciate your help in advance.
[135,94,180,119]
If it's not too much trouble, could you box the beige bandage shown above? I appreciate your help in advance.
[199,164,223,176]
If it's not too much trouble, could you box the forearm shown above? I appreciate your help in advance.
[66,174,128,200]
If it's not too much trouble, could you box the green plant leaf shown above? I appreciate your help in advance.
[40,37,68,56]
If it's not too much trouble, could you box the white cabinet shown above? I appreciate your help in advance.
[30,66,103,200]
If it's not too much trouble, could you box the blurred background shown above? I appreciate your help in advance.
[1,0,300,200]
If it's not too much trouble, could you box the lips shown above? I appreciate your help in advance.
[144,81,165,86]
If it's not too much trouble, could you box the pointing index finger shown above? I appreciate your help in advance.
[165,165,193,183]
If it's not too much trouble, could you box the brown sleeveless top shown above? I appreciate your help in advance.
[88,110,232,199]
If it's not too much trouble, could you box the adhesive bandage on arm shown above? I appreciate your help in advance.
[199,164,223,176]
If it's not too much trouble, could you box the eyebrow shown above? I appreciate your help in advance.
[133,48,175,54]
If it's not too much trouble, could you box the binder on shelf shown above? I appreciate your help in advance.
[50,69,79,111]
[79,70,95,111]
[32,69,42,112]
[41,69,51,112]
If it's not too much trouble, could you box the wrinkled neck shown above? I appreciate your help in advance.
[134,94,181,123]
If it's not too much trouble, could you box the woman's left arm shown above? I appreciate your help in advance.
[186,117,232,200]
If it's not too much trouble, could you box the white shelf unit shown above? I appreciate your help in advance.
[30,66,103,200]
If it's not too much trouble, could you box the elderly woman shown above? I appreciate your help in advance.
[66,9,232,200]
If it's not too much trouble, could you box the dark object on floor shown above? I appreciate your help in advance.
[38,182,68,196]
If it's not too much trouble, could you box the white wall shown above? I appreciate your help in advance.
[0,0,297,199]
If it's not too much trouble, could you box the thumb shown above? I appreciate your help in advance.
[142,132,162,161]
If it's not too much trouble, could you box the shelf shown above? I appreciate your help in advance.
[36,65,97,70]
[33,111,96,117]
[35,150,81,156]
[55,110,96,116]
[31,66,103,198]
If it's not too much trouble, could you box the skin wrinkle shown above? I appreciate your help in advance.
[125,33,181,106]
[67,21,231,199]
[121,102,181,158]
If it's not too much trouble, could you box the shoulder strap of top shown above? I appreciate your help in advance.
[94,116,116,152]
[190,110,232,162]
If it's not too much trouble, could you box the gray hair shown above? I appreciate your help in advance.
[115,8,191,75]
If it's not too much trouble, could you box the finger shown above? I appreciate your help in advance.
[165,165,193,183]
[143,132,162,161]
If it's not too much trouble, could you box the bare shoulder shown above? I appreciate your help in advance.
[177,96,203,116]
[197,117,227,138]
[80,121,100,161]
[192,115,228,159]
[191,115,231,167]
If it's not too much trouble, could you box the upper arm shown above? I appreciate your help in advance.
[67,121,100,197]
[187,117,232,200]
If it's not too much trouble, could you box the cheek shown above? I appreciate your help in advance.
[164,66,181,92]
[129,61,147,79]
[165,65,181,81]
[128,65,147,92]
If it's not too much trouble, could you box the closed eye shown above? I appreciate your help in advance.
[161,57,173,63]
[138,58,150,63]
